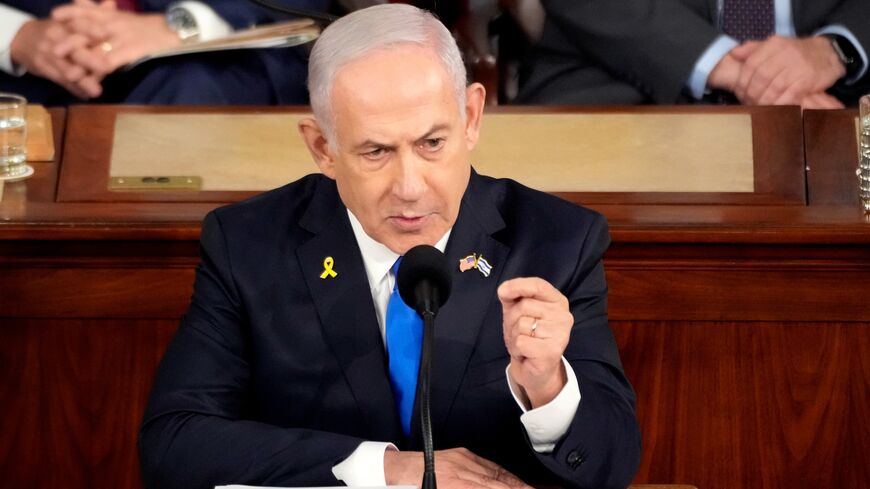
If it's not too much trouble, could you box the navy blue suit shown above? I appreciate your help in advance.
[139,171,641,489]
[0,0,325,105]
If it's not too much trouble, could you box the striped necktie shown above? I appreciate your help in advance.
[385,257,424,438]
[722,0,775,42]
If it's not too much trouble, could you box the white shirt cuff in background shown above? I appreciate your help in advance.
[171,1,233,41]
[332,441,396,486]
[0,5,34,75]
[506,356,581,453]
[687,35,739,100]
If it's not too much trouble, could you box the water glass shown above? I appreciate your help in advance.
[0,92,27,179]
[859,95,870,212]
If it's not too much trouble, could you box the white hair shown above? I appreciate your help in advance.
[307,4,468,144]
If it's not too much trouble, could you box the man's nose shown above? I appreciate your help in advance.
[392,152,427,202]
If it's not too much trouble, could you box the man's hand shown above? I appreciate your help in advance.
[9,18,102,99]
[52,0,182,77]
[730,35,846,106]
[384,448,533,489]
[707,51,744,93]
[498,277,573,409]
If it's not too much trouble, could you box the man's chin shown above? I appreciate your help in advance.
[383,232,442,255]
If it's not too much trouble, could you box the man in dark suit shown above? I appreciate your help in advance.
[516,0,869,108]
[0,0,325,105]
[139,4,640,489]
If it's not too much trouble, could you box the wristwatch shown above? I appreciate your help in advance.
[165,6,200,44]
[824,34,860,81]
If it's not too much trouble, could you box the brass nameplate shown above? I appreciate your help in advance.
[109,176,202,191]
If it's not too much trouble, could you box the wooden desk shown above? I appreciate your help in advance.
[1,106,868,489]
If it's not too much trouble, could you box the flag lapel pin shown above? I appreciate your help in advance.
[476,255,493,277]
[459,254,477,272]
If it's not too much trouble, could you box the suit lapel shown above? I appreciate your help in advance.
[296,178,403,443]
[412,172,510,443]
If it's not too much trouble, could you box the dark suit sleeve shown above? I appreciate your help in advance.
[540,0,723,102]
[202,0,327,29]
[145,0,328,29]
[821,0,870,94]
[138,212,364,489]
[532,214,641,489]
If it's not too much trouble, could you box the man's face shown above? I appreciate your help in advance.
[302,44,485,255]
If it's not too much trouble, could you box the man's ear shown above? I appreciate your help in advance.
[298,118,337,179]
[463,82,486,151]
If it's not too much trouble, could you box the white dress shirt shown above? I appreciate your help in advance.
[0,1,231,76]
[332,209,581,485]
[687,0,868,99]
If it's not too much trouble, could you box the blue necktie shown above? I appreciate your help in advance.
[385,257,423,438]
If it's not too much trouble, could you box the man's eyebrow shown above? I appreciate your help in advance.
[417,124,451,140]
[352,140,396,152]
[351,124,451,151]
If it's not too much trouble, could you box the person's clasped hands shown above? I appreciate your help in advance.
[11,0,183,99]
[709,34,847,109]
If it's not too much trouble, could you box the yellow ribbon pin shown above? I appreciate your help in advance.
[320,256,338,279]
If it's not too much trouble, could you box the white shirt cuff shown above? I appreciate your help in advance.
[814,25,869,85]
[505,357,581,453]
[0,5,34,76]
[687,35,739,99]
[332,441,396,486]
[170,1,233,42]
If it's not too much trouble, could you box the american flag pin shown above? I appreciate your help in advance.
[459,254,477,272]
[458,253,493,277]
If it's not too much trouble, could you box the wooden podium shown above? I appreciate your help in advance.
[1,106,868,489]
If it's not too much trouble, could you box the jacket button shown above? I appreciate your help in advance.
[566,450,584,468]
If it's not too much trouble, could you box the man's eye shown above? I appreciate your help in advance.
[362,147,386,159]
[421,138,445,151]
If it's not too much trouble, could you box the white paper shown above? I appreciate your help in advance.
[126,19,319,69]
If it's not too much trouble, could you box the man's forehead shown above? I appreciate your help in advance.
[330,45,461,142]
[333,45,454,103]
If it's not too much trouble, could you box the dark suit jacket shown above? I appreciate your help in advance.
[517,0,870,105]
[139,171,641,489]
[0,0,325,104]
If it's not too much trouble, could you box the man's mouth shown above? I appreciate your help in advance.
[389,213,430,231]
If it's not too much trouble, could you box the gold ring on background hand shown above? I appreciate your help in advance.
[530,320,538,337]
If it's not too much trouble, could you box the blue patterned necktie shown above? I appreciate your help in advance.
[385,257,424,438]
[722,0,775,42]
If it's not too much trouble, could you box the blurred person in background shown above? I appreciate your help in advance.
[516,0,869,108]
[0,0,328,105]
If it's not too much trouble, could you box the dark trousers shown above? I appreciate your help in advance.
[0,47,309,106]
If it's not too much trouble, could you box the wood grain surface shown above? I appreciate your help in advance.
[614,321,870,489]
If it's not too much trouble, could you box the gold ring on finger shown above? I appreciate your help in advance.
[530,320,538,337]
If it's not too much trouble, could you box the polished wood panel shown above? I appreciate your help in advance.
[0,319,178,489]
[605,241,870,322]
[614,321,870,489]
[56,105,806,206]
[803,109,861,206]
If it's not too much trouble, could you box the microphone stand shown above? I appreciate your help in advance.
[418,307,437,489]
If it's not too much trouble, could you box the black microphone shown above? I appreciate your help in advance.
[397,245,452,317]
[397,245,452,489]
